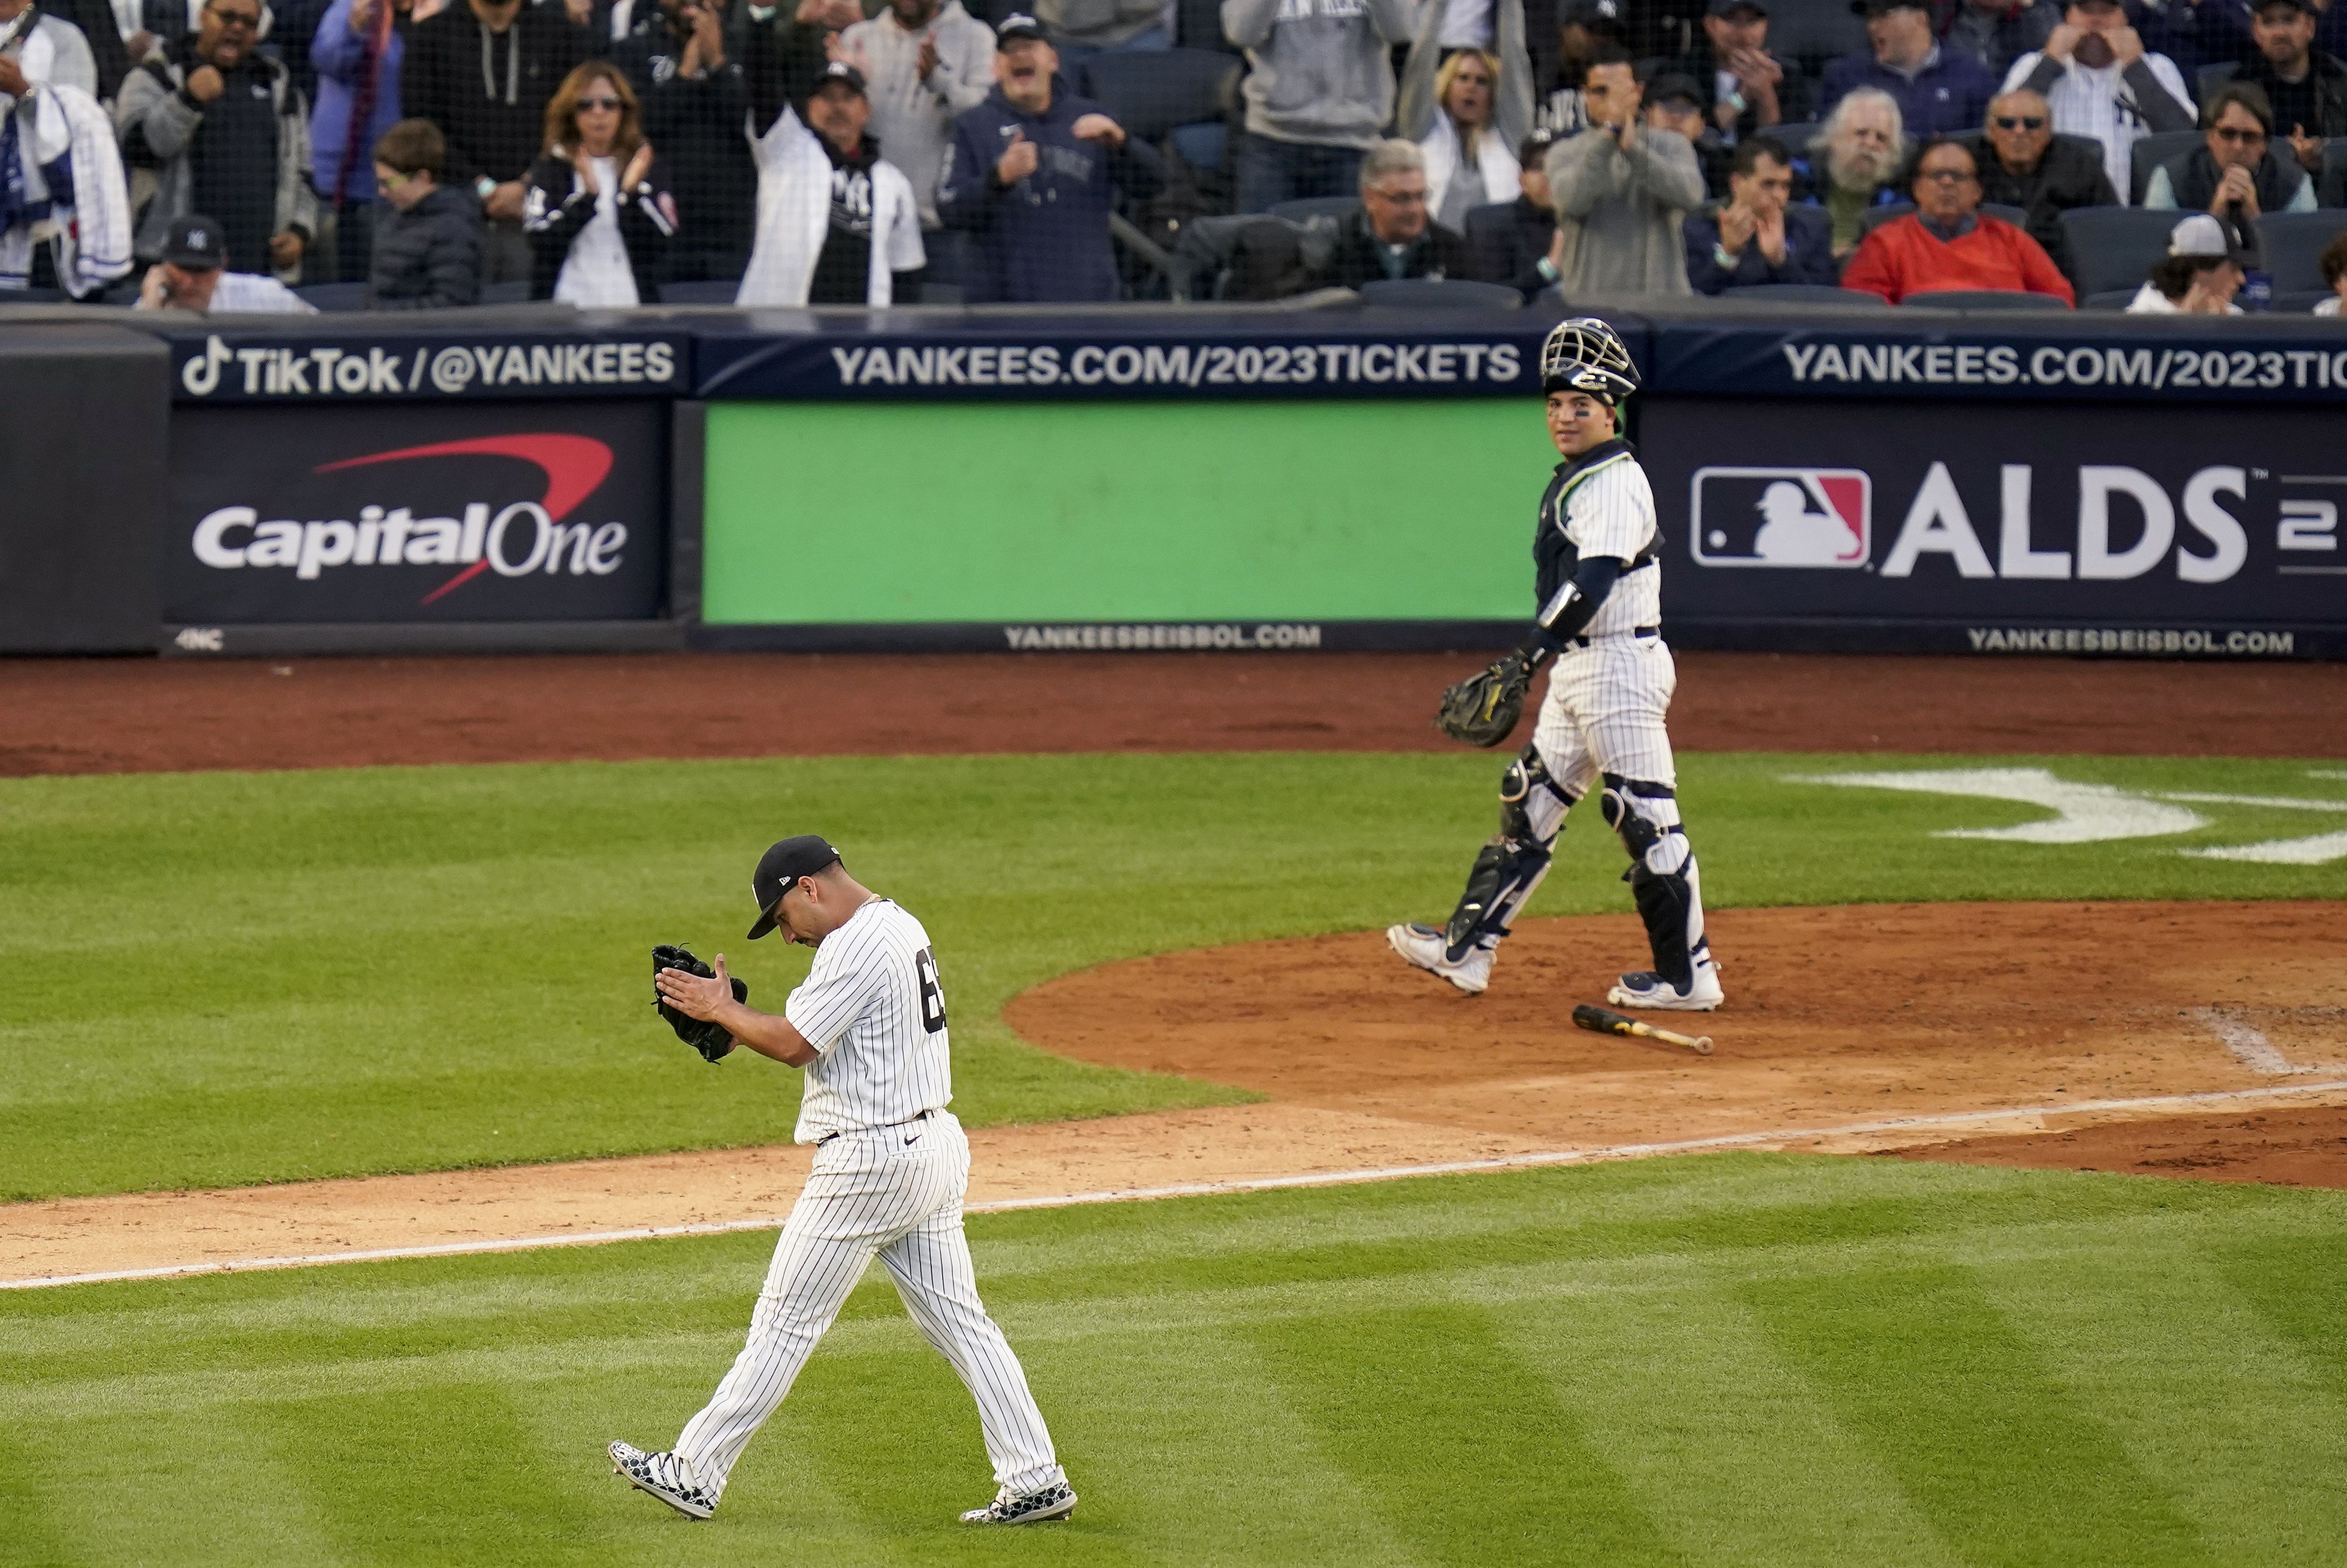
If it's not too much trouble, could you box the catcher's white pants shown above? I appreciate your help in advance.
[672,1111,1065,1499]
[1532,634,1680,791]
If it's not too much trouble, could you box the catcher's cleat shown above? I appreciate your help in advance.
[961,1482,1078,1525]
[1607,963,1724,1012]
[609,1441,716,1520]
[1386,923,1494,995]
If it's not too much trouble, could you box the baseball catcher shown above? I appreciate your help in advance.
[1392,318,1723,1012]
[653,944,746,1062]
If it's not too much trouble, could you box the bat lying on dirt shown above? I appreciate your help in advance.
[1572,1003,1714,1056]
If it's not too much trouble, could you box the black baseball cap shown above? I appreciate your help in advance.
[816,59,867,94]
[1707,0,1767,16]
[1560,0,1624,27]
[162,214,227,270]
[2253,0,2312,14]
[996,11,1048,43]
[1647,71,1703,107]
[1850,0,1927,14]
[746,835,843,939]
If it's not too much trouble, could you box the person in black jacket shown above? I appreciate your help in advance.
[368,115,485,305]
[1970,87,2115,280]
[2239,0,2347,174]
[522,61,677,303]
[612,0,754,283]
[1319,138,1472,290]
[1466,127,1559,296]
[1655,0,1810,145]
[400,0,586,283]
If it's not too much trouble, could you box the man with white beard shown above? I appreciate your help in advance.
[1806,86,1904,257]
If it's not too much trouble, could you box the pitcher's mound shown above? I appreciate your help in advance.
[1006,900,2347,1184]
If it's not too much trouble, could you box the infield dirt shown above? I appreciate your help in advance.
[5,649,2344,1286]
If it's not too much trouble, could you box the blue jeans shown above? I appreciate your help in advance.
[1234,133,1366,214]
[1051,21,1171,72]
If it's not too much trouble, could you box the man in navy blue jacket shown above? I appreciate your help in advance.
[1681,134,1837,290]
[933,12,1161,302]
[1819,0,1999,135]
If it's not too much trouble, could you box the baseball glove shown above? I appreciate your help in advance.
[652,943,747,1064]
[1434,651,1535,748]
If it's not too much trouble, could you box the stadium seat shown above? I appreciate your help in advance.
[0,285,63,302]
[659,280,739,304]
[480,280,531,304]
[2060,206,2178,296]
[1268,195,1361,223]
[294,281,369,311]
[1077,48,1237,141]
[1898,288,2072,309]
[2197,59,2237,110]
[1356,277,1522,308]
[2129,129,2202,203]
[1169,121,1227,174]
[1761,0,1866,67]
[2255,209,2347,291]
[2323,138,2347,205]
[1176,0,1236,50]
[2082,287,2140,309]
[1718,283,1889,304]
[2272,287,2338,311]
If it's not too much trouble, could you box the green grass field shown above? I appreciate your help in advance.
[7,1155,2346,1567]
[2,752,2339,1201]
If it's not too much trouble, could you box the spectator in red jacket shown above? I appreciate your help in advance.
[1840,134,2074,304]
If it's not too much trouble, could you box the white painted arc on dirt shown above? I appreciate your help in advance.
[11,1078,2347,1292]
[1787,768,2207,844]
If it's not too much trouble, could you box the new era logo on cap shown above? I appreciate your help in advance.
[1690,467,1872,568]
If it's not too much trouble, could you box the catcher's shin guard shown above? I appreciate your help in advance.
[1442,748,1575,961]
[1600,774,1711,992]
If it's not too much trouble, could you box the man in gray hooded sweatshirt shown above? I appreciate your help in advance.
[1544,44,1702,294]
[1223,0,1416,211]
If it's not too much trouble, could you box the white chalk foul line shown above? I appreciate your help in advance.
[9,1076,2347,1292]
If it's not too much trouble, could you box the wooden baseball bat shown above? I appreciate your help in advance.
[1572,1002,1714,1056]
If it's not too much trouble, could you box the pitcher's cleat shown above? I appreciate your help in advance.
[609,1441,715,1520]
[961,1482,1078,1525]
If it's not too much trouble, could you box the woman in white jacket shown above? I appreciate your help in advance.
[1417,48,1520,235]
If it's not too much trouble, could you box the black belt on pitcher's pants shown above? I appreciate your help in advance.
[818,1107,936,1146]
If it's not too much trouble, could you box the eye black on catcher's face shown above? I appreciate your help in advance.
[1547,390,1616,457]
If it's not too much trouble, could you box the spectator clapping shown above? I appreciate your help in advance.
[1684,133,1835,289]
[523,61,675,304]
[1821,0,1997,138]
[1543,46,1705,294]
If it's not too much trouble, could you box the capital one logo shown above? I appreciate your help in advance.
[1691,468,1871,567]
[190,434,622,604]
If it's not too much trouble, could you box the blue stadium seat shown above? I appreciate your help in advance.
[480,280,531,304]
[2272,287,2338,311]
[1718,283,1889,305]
[1357,277,1521,309]
[2255,209,2347,291]
[1757,120,1821,158]
[2060,206,2178,296]
[1077,48,1236,140]
[2197,59,2237,110]
[659,280,739,304]
[2082,287,2140,309]
[1899,288,2072,309]
[1169,121,1227,174]
[294,281,369,311]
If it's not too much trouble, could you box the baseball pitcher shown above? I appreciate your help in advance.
[1392,318,1724,1012]
[613,835,1076,1527]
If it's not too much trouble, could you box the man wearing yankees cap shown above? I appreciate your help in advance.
[614,835,1077,1527]
[738,5,928,305]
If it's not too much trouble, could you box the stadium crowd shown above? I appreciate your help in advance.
[3,0,2347,310]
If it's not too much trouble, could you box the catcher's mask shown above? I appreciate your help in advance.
[1539,318,1639,406]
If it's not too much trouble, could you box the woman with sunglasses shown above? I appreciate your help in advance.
[521,62,678,305]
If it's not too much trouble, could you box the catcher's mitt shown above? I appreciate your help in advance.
[652,943,748,1063]
[1434,651,1535,748]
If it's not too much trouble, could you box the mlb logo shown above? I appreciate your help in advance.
[1690,467,1871,568]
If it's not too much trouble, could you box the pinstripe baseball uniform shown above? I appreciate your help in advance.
[1531,440,1676,792]
[669,899,1067,1504]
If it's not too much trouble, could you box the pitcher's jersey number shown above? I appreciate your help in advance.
[914,946,947,1034]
